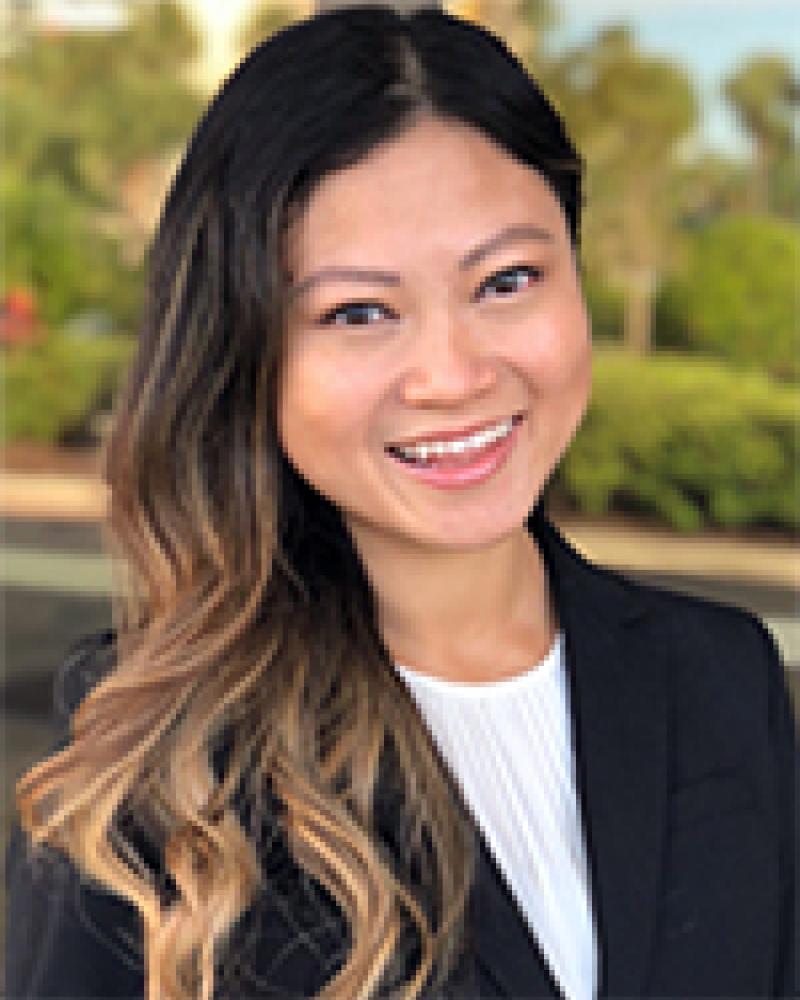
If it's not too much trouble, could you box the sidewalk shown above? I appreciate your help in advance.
[2,469,798,589]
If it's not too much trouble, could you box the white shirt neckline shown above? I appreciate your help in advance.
[393,630,564,699]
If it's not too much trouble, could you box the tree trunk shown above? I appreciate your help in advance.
[623,267,655,354]
[751,140,771,215]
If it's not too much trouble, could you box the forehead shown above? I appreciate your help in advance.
[285,117,569,267]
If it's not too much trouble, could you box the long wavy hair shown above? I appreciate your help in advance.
[15,7,583,999]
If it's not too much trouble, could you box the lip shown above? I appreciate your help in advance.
[386,410,526,449]
[385,411,523,490]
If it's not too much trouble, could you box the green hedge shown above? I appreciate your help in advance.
[2,331,135,444]
[556,348,799,532]
[1,169,145,333]
[656,215,799,381]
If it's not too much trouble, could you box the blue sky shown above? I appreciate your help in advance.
[546,0,799,158]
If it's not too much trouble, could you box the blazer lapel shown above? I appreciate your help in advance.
[467,507,670,999]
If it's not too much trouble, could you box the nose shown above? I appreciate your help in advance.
[401,305,497,406]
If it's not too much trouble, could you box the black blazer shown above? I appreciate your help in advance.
[5,511,798,999]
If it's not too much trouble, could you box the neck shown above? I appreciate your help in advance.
[348,521,556,683]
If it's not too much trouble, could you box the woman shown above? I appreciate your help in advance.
[6,7,797,1000]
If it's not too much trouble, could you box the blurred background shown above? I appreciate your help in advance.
[2,0,798,947]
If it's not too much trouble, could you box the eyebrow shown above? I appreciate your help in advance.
[287,223,555,302]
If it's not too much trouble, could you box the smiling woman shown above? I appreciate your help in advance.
[5,6,796,1000]
[279,116,591,644]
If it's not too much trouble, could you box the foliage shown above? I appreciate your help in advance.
[555,348,799,533]
[769,153,800,222]
[724,53,798,153]
[583,270,624,343]
[1,1,200,336]
[1,168,142,331]
[546,25,698,352]
[723,53,799,217]
[652,276,692,353]
[3,1,203,206]
[662,215,799,381]
[237,2,296,55]
[2,331,136,445]
[670,152,752,229]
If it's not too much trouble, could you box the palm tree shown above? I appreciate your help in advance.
[723,55,800,215]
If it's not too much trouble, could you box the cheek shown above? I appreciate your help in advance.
[278,345,334,465]
[515,295,592,389]
[278,342,384,455]
[277,356,312,447]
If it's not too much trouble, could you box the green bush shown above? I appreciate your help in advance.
[660,215,799,381]
[653,275,692,352]
[1,168,144,333]
[2,331,135,444]
[555,348,799,532]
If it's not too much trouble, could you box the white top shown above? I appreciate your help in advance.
[393,631,599,1000]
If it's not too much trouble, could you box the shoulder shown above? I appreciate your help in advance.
[628,570,786,700]
[52,627,118,727]
[6,630,347,998]
[5,817,145,996]
[629,573,785,683]
[547,518,783,676]
[651,578,778,663]
[6,629,151,989]
[560,523,792,744]
[585,551,785,672]
[616,572,796,774]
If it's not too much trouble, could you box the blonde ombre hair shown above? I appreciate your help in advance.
[15,7,583,998]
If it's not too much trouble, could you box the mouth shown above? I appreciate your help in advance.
[385,411,526,468]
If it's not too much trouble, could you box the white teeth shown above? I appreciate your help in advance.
[395,417,514,462]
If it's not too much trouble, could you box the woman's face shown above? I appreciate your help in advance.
[278,116,591,552]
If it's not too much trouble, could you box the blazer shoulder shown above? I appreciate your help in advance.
[599,565,793,737]
[5,798,145,998]
[6,630,341,999]
[52,627,118,727]
[650,580,784,674]
[5,630,151,998]
[607,562,783,659]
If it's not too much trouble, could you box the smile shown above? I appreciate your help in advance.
[384,412,526,490]
[386,412,524,465]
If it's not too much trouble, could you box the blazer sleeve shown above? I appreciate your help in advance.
[755,616,800,998]
[4,631,342,1000]
[5,816,146,999]
[4,631,146,999]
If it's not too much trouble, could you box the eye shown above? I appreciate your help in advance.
[477,264,544,301]
[318,301,397,327]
